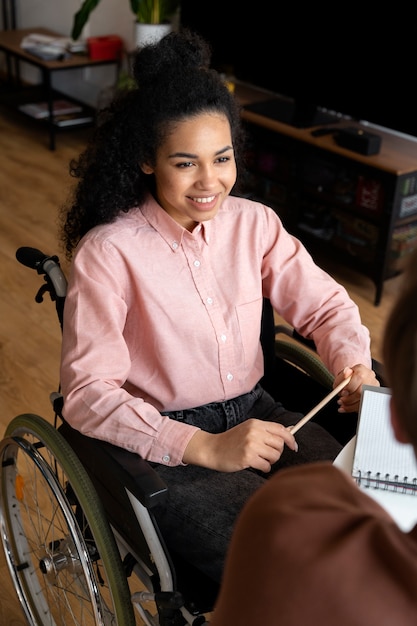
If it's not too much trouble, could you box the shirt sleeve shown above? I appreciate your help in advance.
[261,207,372,375]
[60,237,199,466]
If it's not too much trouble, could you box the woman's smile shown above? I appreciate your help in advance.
[187,194,219,211]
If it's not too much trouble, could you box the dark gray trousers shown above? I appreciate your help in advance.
[152,384,342,583]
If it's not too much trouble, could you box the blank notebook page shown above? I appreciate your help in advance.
[352,386,417,487]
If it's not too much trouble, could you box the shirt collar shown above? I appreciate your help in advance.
[140,193,211,250]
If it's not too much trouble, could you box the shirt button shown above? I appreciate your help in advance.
[227,373,234,381]
[172,241,179,250]
[206,297,213,305]
[162,454,171,463]
[221,334,227,342]
[194,260,200,267]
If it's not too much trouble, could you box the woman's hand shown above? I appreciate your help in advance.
[335,365,380,413]
[182,418,298,473]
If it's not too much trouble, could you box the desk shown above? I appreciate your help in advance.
[234,82,417,305]
[0,27,120,149]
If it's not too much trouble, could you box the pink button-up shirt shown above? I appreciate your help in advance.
[60,194,371,465]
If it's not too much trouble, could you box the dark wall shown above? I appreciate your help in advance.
[180,5,417,138]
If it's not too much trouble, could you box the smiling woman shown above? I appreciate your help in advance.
[0,30,403,619]
[57,28,378,587]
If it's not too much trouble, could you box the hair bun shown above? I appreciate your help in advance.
[132,28,212,86]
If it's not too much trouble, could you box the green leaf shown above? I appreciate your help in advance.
[130,0,140,15]
[71,0,102,40]
[135,0,180,23]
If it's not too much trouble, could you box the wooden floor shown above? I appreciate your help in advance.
[0,107,405,623]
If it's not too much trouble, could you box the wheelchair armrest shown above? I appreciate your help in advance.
[275,323,387,387]
[58,420,167,509]
[99,437,168,508]
[372,358,386,386]
[274,323,334,390]
[274,338,334,390]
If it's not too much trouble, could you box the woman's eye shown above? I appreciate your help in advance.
[216,156,230,164]
[176,161,193,168]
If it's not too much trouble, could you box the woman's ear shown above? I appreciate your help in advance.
[390,397,410,444]
[141,163,154,175]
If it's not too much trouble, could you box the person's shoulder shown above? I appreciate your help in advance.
[72,208,147,273]
[223,194,270,212]
[79,207,145,246]
[221,195,280,224]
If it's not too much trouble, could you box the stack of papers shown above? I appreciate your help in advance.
[20,33,87,61]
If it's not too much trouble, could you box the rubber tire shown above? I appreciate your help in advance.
[1,413,136,626]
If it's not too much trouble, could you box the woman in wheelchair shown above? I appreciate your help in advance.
[58,29,379,585]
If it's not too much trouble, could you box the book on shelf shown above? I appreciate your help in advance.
[352,385,417,531]
[18,99,83,119]
[53,112,94,127]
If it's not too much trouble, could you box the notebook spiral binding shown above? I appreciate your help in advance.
[356,470,417,495]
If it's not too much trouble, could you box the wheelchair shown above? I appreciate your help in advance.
[1,246,357,626]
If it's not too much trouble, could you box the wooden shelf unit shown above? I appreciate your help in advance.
[235,83,417,305]
[0,27,120,150]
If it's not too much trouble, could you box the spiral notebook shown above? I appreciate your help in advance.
[352,385,417,530]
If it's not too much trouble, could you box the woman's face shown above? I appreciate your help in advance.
[142,112,237,231]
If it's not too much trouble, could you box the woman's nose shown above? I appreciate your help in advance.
[196,165,216,187]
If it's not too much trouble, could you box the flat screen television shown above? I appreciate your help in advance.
[180,6,417,140]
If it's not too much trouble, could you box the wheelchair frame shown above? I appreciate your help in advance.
[0,247,336,626]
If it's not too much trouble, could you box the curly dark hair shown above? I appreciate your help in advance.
[59,28,247,259]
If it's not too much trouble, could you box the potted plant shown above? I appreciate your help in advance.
[71,0,181,44]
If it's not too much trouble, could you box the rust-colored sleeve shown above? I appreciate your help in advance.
[211,463,417,626]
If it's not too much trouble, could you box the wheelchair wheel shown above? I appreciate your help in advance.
[275,339,334,390]
[0,413,136,626]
